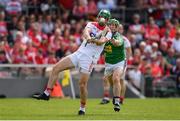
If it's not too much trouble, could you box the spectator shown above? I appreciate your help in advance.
[0,50,8,63]
[139,41,147,55]
[24,42,37,63]
[166,48,176,66]
[40,0,57,13]
[155,51,167,74]
[144,44,152,60]
[162,0,178,19]
[72,21,83,46]
[14,31,27,49]
[27,22,44,47]
[72,0,88,20]
[44,51,57,64]
[12,47,27,64]
[144,17,160,44]
[0,36,10,63]
[48,28,63,52]
[150,54,163,79]
[28,0,41,15]
[159,19,176,39]
[129,48,141,65]
[127,33,136,50]
[151,42,158,57]
[173,18,180,30]
[0,0,10,8]
[6,0,22,16]
[171,58,180,93]
[42,14,54,35]
[58,0,74,10]
[97,0,115,11]
[127,63,142,91]
[159,41,168,56]
[0,11,8,36]
[68,35,79,54]
[7,16,18,41]
[129,13,145,44]
[87,0,98,16]
[172,29,180,55]
[17,21,30,44]
[160,29,173,48]
[139,56,150,74]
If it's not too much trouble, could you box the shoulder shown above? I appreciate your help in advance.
[114,32,122,38]
[123,36,130,43]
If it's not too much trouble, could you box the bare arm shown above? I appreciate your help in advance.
[110,38,122,47]
[90,36,109,45]
[126,47,132,60]
[82,27,92,42]
[88,27,111,45]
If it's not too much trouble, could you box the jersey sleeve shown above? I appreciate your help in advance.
[105,32,112,40]
[123,36,131,48]
[85,22,93,30]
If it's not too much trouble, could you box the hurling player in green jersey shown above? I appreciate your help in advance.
[102,18,126,112]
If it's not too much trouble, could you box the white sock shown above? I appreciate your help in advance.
[79,107,85,112]
[115,98,120,105]
[44,89,50,96]
[104,97,110,101]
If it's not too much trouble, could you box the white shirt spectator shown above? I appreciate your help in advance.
[172,38,180,53]
[97,0,115,11]
[42,22,54,34]
[6,0,22,15]
[128,68,142,90]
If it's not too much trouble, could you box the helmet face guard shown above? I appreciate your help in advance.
[108,19,120,32]
[97,10,111,26]
[108,19,120,27]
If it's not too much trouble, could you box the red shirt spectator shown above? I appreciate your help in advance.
[159,19,176,39]
[58,0,74,10]
[151,61,163,78]
[44,52,57,64]
[48,28,63,52]
[87,0,98,15]
[73,0,88,18]
[27,23,45,47]
[144,17,160,44]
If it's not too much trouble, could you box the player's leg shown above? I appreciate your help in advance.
[100,75,112,104]
[120,62,127,104]
[77,53,96,115]
[112,67,124,112]
[78,72,90,115]
[35,56,75,100]
[120,79,126,104]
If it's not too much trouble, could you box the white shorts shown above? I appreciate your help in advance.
[104,60,127,79]
[68,51,97,74]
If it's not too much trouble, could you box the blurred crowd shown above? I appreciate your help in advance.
[0,0,180,92]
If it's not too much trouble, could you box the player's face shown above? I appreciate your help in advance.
[97,16,108,26]
[119,24,124,34]
[109,24,117,32]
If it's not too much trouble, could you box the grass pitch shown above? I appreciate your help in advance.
[0,98,180,120]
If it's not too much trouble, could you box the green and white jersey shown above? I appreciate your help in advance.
[104,32,126,64]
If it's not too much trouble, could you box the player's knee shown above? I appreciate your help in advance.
[113,75,120,85]
[120,79,124,84]
[52,66,60,75]
[79,80,87,89]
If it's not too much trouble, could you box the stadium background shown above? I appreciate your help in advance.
[0,0,180,99]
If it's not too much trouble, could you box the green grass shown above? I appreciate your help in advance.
[0,98,180,120]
